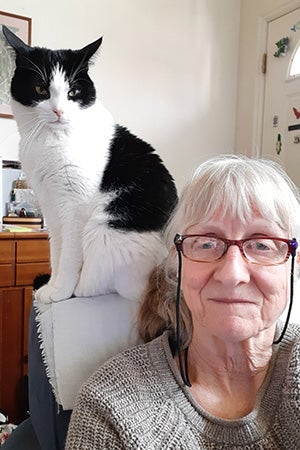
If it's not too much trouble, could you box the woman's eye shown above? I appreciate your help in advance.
[192,239,216,251]
[255,242,270,251]
[68,88,81,98]
[200,241,214,250]
[35,85,49,96]
[248,240,275,252]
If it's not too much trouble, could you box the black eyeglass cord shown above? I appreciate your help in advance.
[175,249,191,387]
[273,244,296,344]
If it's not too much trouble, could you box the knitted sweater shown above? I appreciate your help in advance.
[66,324,300,449]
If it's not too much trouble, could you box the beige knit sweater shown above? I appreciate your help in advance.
[66,324,300,449]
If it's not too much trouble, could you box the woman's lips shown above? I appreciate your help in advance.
[209,298,253,304]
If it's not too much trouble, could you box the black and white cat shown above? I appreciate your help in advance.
[3,26,178,304]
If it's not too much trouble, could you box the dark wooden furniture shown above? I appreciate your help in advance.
[0,231,50,424]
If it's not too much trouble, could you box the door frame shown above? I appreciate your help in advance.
[253,0,300,157]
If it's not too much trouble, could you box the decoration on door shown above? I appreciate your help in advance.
[273,115,279,127]
[274,37,289,57]
[276,133,282,155]
[288,124,300,131]
[291,21,300,32]
[288,98,300,132]
[293,106,300,119]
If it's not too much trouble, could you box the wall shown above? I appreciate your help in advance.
[236,0,300,156]
[0,0,240,190]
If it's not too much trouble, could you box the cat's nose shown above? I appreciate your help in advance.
[53,109,63,119]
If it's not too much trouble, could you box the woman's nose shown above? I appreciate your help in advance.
[213,244,250,285]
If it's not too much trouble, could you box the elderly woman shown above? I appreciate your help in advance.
[66,155,300,449]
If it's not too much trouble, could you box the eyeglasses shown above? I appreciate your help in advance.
[174,234,298,266]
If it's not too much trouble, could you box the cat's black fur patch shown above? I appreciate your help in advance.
[102,125,178,232]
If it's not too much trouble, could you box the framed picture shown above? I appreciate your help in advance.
[0,11,32,118]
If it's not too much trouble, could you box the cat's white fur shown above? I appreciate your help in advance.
[13,67,166,303]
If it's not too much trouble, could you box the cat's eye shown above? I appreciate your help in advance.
[35,85,49,96]
[68,88,81,98]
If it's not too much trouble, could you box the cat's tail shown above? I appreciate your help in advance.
[33,273,51,290]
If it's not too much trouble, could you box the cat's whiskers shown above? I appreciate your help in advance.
[22,122,44,148]
[69,57,90,85]
[18,55,48,85]
[14,112,46,144]
[72,77,90,84]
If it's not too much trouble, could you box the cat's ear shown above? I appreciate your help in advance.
[79,37,103,62]
[2,25,30,52]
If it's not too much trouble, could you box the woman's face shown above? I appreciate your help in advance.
[180,214,291,342]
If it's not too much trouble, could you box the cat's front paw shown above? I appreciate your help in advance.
[35,283,73,303]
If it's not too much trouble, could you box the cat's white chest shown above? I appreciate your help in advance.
[15,100,115,202]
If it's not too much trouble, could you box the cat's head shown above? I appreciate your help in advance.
[2,26,102,129]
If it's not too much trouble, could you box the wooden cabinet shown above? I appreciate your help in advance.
[0,231,50,424]
[0,241,14,287]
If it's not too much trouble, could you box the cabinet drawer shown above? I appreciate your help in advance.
[16,239,50,263]
[16,262,51,286]
[0,241,14,263]
[0,264,14,286]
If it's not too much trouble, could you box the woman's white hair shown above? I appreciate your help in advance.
[165,154,300,250]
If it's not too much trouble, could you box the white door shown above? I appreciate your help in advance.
[262,8,300,187]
